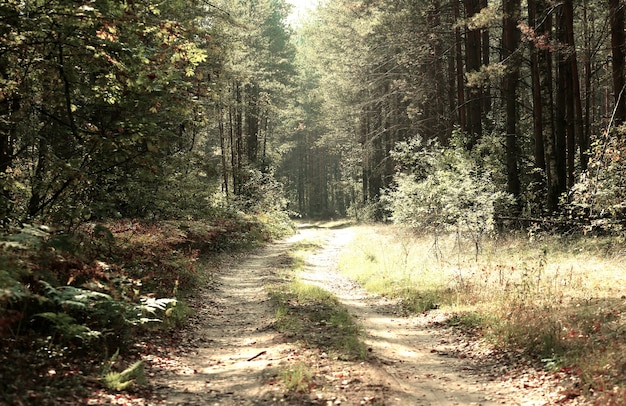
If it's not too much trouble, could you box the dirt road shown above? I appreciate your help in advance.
[150,224,578,405]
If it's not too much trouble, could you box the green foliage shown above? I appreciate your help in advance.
[35,280,175,347]
[569,131,626,233]
[100,350,147,391]
[384,136,512,240]
[234,168,290,213]
[1,0,220,226]
[34,312,101,343]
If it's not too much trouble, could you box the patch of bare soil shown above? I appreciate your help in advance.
[146,225,587,406]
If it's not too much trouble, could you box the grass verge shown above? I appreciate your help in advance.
[339,224,626,403]
[268,239,368,363]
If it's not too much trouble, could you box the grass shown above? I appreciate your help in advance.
[338,224,626,402]
[268,239,368,362]
[280,362,313,393]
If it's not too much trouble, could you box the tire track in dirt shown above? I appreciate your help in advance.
[297,226,499,405]
[151,224,573,405]
[296,225,570,406]
[152,241,295,405]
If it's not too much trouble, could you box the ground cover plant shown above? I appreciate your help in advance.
[339,224,626,404]
[0,212,293,405]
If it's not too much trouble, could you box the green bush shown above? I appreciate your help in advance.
[569,129,626,234]
[383,136,512,242]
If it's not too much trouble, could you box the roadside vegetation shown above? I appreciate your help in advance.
[0,212,294,405]
[339,224,626,404]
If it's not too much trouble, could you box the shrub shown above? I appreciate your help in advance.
[569,130,626,234]
[383,136,512,245]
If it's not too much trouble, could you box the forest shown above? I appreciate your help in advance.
[1,0,626,404]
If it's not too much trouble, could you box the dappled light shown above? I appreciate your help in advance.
[2,0,626,403]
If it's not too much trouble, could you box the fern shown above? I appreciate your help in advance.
[101,350,147,391]
[36,280,177,346]
[34,312,102,342]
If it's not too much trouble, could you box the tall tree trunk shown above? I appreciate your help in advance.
[245,83,259,164]
[464,0,483,148]
[555,5,569,198]
[528,0,546,171]
[583,3,593,153]
[560,1,585,185]
[610,0,626,126]
[532,0,560,212]
[454,0,467,132]
[0,7,18,179]
[228,87,238,196]
[235,82,243,194]
[427,0,448,142]
[502,0,521,206]
[218,105,229,197]
[480,0,491,118]
[561,2,587,174]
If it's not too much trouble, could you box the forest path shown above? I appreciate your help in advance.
[151,224,574,405]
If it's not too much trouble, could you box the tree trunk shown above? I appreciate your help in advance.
[480,0,491,118]
[235,82,243,194]
[502,0,522,207]
[454,0,467,132]
[218,105,229,197]
[528,0,546,171]
[610,0,626,127]
[562,2,587,174]
[530,0,560,212]
[245,83,259,164]
[464,0,483,148]
[555,5,569,198]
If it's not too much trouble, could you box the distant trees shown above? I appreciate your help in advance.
[213,0,296,209]
[280,0,626,228]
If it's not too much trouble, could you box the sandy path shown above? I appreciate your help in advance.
[152,241,294,405]
[297,226,502,405]
[151,224,575,406]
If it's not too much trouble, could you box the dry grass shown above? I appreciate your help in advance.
[339,224,626,401]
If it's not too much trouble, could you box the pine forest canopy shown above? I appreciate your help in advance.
[2,0,626,232]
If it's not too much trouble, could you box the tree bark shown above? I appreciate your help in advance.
[610,0,626,126]
[454,0,467,132]
[535,0,560,212]
[245,83,259,164]
[528,0,546,171]
[480,0,491,118]
[464,0,483,148]
[502,0,522,206]
[218,105,229,197]
[555,5,569,199]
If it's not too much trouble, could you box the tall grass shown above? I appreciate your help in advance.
[339,224,626,400]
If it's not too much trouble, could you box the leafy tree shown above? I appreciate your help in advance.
[1,0,219,226]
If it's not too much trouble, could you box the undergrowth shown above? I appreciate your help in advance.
[0,211,294,405]
[340,224,626,403]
